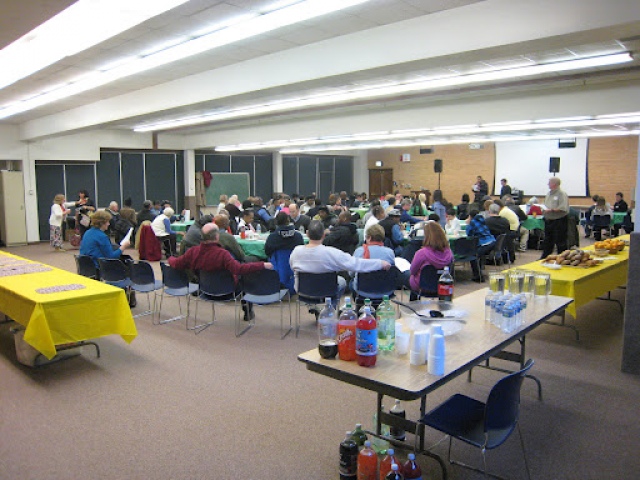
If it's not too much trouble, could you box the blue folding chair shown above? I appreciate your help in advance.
[238,269,292,339]
[130,261,163,318]
[194,270,240,335]
[98,258,132,304]
[155,262,198,326]
[296,272,338,337]
[417,359,534,480]
[75,254,99,280]
[353,267,398,312]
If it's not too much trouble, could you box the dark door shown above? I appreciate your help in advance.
[369,169,393,198]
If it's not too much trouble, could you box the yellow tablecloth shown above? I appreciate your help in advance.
[0,251,137,359]
[512,235,629,317]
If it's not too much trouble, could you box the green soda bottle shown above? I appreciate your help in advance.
[377,295,396,353]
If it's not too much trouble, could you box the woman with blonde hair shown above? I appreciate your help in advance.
[407,221,453,292]
[49,194,72,251]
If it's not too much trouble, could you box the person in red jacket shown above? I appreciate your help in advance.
[169,223,273,320]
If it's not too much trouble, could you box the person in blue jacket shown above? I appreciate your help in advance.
[465,209,496,282]
[80,210,130,267]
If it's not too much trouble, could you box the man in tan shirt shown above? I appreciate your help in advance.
[541,177,569,258]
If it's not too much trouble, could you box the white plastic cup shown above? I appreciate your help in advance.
[395,332,410,356]
[430,324,444,338]
[428,334,446,375]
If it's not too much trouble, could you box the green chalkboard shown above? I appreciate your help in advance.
[205,172,250,206]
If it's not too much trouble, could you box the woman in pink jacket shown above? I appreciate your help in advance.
[408,221,454,292]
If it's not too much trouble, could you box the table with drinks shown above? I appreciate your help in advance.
[298,289,572,479]
[234,231,309,260]
[501,235,629,337]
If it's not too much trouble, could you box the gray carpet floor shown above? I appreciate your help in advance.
[1,241,639,480]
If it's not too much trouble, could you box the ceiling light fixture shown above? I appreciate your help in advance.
[214,112,640,152]
[134,52,633,132]
[0,0,190,91]
[0,0,372,120]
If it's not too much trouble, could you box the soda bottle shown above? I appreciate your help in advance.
[338,298,358,361]
[356,306,377,367]
[389,399,406,441]
[240,225,246,239]
[340,431,358,480]
[363,298,376,316]
[371,407,390,455]
[318,297,338,359]
[357,441,378,480]
[377,295,396,354]
[379,448,400,480]
[384,464,404,480]
[437,266,454,301]
[402,453,422,480]
[350,423,368,448]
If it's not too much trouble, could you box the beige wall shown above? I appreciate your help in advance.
[367,136,639,207]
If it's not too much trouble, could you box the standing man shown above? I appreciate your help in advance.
[541,177,569,259]
[473,175,489,203]
[500,178,512,198]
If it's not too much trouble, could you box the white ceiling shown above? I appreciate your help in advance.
[2,0,640,149]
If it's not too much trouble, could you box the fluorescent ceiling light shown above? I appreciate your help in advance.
[135,52,633,132]
[0,0,189,91]
[215,112,640,152]
[0,0,371,120]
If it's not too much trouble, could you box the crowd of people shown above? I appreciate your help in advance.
[49,180,633,313]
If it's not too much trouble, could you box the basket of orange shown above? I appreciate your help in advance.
[594,239,625,255]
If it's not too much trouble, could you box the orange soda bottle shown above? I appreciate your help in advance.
[356,306,377,367]
[379,448,400,480]
[402,453,422,480]
[357,441,378,480]
[338,298,357,361]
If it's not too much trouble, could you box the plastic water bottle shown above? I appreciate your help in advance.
[437,266,454,301]
[317,298,338,359]
[377,295,396,354]
[484,291,494,322]
[370,407,390,454]
[256,223,261,235]
[384,464,404,480]
[340,431,358,480]
[502,301,515,333]
[389,399,406,441]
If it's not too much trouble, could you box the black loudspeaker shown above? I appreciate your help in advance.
[558,139,576,149]
[549,157,560,173]
[434,159,443,173]
[420,147,433,154]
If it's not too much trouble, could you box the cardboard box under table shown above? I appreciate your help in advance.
[0,251,137,361]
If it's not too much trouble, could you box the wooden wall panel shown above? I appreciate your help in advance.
[367,136,638,207]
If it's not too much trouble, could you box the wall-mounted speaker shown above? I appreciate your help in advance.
[434,159,443,173]
[558,139,576,149]
[420,147,433,154]
[549,157,560,173]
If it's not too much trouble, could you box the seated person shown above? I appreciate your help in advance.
[236,208,256,235]
[79,210,131,267]
[323,210,359,254]
[377,209,405,256]
[214,214,253,261]
[265,212,305,293]
[526,196,544,216]
[289,220,390,306]
[612,192,629,236]
[364,205,385,236]
[444,208,461,235]
[168,223,273,321]
[465,209,496,282]
[351,224,399,293]
[289,203,310,232]
[181,215,213,253]
[485,204,510,237]
[592,196,613,241]
[137,200,157,224]
[399,199,422,225]
[456,193,471,220]
[313,206,337,229]
[151,207,179,257]
[405,221,454,296]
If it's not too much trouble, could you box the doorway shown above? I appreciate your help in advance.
[369,169,394,199]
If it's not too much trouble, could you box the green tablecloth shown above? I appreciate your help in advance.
[521,216,545,231]
[237,234,309,260]
[349,207,368,219]
[172,220,194,232]
[612,211,627,225]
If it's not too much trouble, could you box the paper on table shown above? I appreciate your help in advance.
[394,257,410,272]
[120,227,133,246]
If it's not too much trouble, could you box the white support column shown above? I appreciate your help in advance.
[635,136,640,231]
[273,151,283,193]
[353,149,369,195]
[184,149,196,197]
